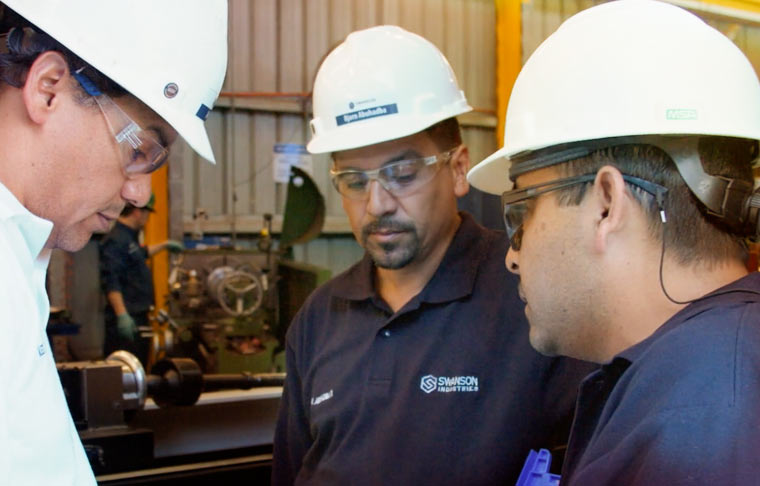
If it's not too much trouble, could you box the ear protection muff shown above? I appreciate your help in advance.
[654,136,760,241]
[743,190,760,242]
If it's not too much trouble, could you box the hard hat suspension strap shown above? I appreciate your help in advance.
[655,136,760,239]
[510,135,760,240]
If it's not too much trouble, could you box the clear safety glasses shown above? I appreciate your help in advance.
[330,146,460,200]
[73,71,169,176]
[502,173,667,251]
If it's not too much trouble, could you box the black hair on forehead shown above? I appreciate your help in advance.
[424,117,462,152]
[0,2,126,97]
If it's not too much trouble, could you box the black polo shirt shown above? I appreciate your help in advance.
[100,221,154,315]
[273,212,595,485]
[562,272,760,485]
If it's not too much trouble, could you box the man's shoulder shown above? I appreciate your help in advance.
[460,212,508,244]
[647,296,760,362]
[571,302,760,485]
[456,215,510,265]
[456,216,515,282]
[296,259,367,312]
[612,301,760,414]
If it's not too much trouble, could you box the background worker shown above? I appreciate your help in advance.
[273,26,594,485]
[0,1,227,483]
[468,1,760,483]
[100,194,183,366]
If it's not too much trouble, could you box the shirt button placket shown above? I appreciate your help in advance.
[367,315,395,400]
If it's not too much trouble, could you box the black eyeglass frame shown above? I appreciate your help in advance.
[501,173,668,250]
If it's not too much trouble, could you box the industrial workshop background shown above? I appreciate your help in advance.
[47,0,760,360]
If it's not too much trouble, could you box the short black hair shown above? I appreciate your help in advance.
[555,137,753,266]
[0,3,126,99]
[424,117,462,152]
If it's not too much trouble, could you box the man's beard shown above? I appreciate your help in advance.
[361,216,420,269]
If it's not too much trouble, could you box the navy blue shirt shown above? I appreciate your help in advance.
[99,221,154,315]
[562,272,760,485]
[273,212,595,485]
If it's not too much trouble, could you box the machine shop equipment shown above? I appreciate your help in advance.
[58,351,285,481]
[157,167,331,375]
[163,248,279,374]
[53,168,331,483]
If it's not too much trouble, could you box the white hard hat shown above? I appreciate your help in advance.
[467,0,760,195]
[307,25,472,154]
[4,0,228,163]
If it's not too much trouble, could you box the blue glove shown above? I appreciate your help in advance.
[166,240,185,253]
[116,313,137,341]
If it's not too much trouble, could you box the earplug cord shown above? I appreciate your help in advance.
[657,206,760,305]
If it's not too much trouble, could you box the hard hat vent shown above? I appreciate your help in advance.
[164,83,179,99]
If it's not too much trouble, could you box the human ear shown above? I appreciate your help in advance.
[592,165,630,253]
[21,51,69,124]
[450,145,470,197]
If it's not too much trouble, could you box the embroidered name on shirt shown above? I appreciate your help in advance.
[311,389,333,406]
[420,374,479,394]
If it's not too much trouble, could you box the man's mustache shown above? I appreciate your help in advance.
[361,217,415,239]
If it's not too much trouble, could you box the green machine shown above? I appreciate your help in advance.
[159,168,331,374]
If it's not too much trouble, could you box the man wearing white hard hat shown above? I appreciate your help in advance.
[468,0,760,483]
[0,2,227,483]
[273,25,593,485]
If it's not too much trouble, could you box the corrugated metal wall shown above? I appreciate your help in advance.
[170,0,498,276]
[171,0,760,277]
[521,0,595,62]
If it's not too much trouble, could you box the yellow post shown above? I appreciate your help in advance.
[144,165,169,314]
[495,0,522,147]
[691,0,760,14]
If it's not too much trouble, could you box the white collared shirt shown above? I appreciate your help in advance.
[0,182,96,485]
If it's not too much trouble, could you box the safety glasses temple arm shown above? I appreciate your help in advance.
[621,175,668,208]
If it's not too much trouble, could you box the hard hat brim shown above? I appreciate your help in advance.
[467,147,512,195]
[168,111,216,164]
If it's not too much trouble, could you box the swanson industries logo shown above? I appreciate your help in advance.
[420,374,479,394]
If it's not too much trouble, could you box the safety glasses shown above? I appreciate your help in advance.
[73,71,168,176]
[502,173,667,251]
[330,146,460,200]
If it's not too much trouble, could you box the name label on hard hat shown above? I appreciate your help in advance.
[336,103,398,126]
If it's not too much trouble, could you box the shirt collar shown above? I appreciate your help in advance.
[418,212,490,303]
[334,253,375,301]
[334,212,489,304]
[0,181,53,259]
[616,271,760,365]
